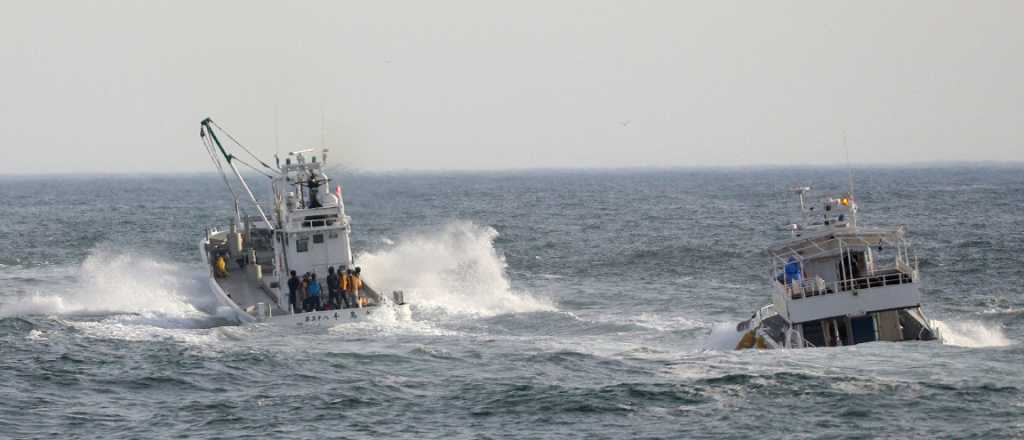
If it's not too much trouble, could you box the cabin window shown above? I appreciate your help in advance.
[328,231,338,239]
[296,239,309,253]
[313,233,324,244]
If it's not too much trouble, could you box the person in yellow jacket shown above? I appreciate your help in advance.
[339,266,352,306]
[214,254,229,278]
[348,267,364,308]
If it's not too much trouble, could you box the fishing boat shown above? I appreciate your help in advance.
[733,187,936,349]
[198,118,409,326]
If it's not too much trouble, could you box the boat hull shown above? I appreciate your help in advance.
[201,236,410,326]
[266,304,412,327]
[734,303,936,350]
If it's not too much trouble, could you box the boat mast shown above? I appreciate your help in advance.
[200,118,276,231]
[845,132,857,228]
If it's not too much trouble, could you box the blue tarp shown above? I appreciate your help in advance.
[784,257,802,284]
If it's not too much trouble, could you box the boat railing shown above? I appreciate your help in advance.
[297,216,330,228]
[290,210,345,229]
[777,264,916,300]
[747,304,778,329]
[786,330,816,349]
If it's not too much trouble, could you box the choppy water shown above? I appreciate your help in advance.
[1,168,1022,439]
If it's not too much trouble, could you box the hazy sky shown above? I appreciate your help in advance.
[1,1,1021,174]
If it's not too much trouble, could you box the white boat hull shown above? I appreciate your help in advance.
[266,305,411,327]
[201,236,410,326]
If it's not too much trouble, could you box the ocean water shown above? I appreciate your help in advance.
[0,167,1022,439]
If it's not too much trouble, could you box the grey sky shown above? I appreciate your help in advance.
[1,1,1021,174]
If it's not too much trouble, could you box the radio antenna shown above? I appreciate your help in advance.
[274,105,280,156]
[320,101,326,149]
[845,131,857,227]
[845,132,854,197]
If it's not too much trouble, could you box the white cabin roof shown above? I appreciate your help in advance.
[768,225,907,262]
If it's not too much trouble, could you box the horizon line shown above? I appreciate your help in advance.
[1,160,1022,178]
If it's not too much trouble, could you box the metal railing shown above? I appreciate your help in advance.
[776,265,915,300]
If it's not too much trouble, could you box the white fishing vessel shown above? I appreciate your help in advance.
[198,118,409,326]
[733,187,936,349]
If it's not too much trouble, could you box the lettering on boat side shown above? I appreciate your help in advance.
[296,309,374,325]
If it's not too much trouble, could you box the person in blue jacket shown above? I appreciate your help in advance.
[307,273,323,311]
[784,256,802,285]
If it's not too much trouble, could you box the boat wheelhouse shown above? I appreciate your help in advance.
[735,187,935,349]
[198,118,409,326]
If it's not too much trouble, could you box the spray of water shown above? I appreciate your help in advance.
[703,322,745,351]
[701,317,1015,351]
[0,246,215,323]
[356,221,555,318]
[932,319,1012,348]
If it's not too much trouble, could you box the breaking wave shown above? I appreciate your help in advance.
[356,221,555,318]
[703,322,744,351]
[932,319,1012,348]
[0,246,216,323]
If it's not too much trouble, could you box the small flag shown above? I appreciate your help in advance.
[336,185,343,199]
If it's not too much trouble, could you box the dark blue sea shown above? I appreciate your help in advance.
[1,167,1022,439]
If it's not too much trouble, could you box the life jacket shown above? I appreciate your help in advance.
[351,275,363,291]
[340,273,349,291]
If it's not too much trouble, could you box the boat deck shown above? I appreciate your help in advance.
[215,270,286,315]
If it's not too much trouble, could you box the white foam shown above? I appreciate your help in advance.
[631,312,704,332]
[0,246,215,322]
[327,305,461,337]
[26,329,47,342]
[64,316,222,345]
[356,221,555,318]
[932,319,1012,348]
[703,322,745,351]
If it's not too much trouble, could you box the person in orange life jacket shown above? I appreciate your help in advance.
[350,267,364,307]
[343,269,355,308]
[338,266,353,308]
[337,266,348,308]
[299,273,310,312]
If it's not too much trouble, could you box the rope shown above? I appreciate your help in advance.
[232,155,276,179]
[209,120,277,171]
[201,131,240,201]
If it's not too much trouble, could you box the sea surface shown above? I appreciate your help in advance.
[1,167,1022,439]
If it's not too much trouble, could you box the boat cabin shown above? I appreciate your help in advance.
[742,189,935,348]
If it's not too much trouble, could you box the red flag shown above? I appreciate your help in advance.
[336,185,342,199]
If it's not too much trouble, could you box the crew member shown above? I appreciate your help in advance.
[307,273,323,311]
[339,266,350,308]
[214,254,229,278]
[287,270,300,313]
[344,269,356,308]
[307,171,322,208]
[299,273,310,312]
[350,267,364,308]
[327,266,340,310]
